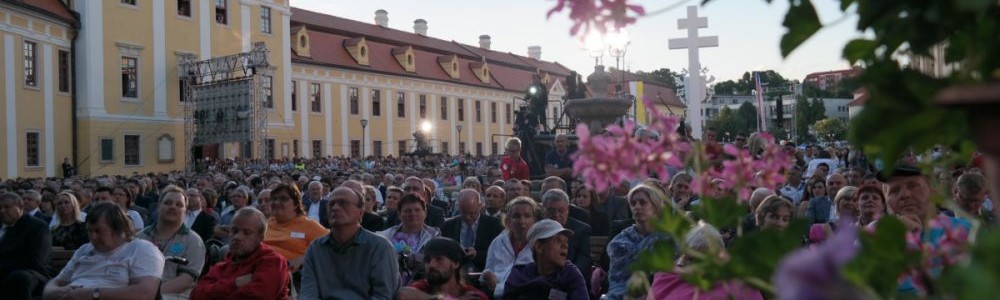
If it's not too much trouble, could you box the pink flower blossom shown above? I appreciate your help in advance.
[547,0,646,36]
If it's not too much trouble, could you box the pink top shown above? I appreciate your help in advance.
[648,272,764,300]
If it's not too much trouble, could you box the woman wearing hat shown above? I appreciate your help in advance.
[503,219,588,300]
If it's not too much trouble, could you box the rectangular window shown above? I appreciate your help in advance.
[398,141,407,157]
[459,142,466,155]
[262,75,273,108]
[260,6,271,34]
[419,94,427,119]
[475,100,482,122]
[350,140,360,158]
[491,102,497,123]
[312,140,322,158]
[505,103,512,124]
[121,56,138,98]
[290,81,297,111]
[264,139,275,160]
[310,83,321,112]
[373,141,383,157]
[215,0,227,24]
[24,41,36,86]
[476,142,483,157]
[292,139,299,157]
[26,132,40,167]
[491,142,498,156]
[177,0,191,17]
[371,89,381,116]
[124,135,140,166]
[100,138,114,162]
[440,96,448,120]
[397,92,406,118]
[458,99,465,121]
[121,0,136,5]
[441,142,449,155]
[349,87,359,115]
[58,50,70,92]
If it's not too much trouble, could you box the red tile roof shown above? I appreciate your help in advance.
[643,84,686,108]
[7,0,77,26]
[290,7,572,93]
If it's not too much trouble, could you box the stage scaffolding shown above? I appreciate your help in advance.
[178,42,270,171]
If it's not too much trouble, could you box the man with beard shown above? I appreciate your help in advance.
[397,237,489,300]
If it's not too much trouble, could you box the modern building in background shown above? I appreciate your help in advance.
[802,67,859,92]
[0,0,573,177]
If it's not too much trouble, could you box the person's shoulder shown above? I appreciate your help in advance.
[20,214,49,230]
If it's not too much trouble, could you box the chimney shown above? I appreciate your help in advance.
[413,19,428,36]
[479,35,491,50]
[374,9,388,27]
[528,45,541,60]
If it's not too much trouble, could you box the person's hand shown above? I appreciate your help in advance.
[481,271,497,290]
[46,285,73,300]
[235,274,252,287]
[464,247,477,260]
[899,214,924,233]
[396,287,432,300]
[288,257,304,272]
[64,287,92,300]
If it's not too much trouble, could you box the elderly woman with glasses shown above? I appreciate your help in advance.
[264,183,329,274]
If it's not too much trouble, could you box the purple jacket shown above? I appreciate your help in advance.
[503,262,589,300]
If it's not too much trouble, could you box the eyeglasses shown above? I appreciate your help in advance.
[329,199,359,208]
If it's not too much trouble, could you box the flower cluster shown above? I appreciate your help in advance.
[690,133,794,201]
[901,215,972,293]
[571,97,687,193]
[546,0,646,36]
[774,221,863,300]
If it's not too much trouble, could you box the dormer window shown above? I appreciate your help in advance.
[344,37,370,66]
[392,46,416,72]
[299,36,307,48]
[437,55,460,79]
[293,26,311,58]
[470,61,490,83]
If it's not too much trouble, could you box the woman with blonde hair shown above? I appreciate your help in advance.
[482,197,541,298]
[756,195,794,230]
[51,191,89,250]
[606,183,671,299]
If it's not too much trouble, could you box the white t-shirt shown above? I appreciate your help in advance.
[127,210,144,231]
[56,239,164,289]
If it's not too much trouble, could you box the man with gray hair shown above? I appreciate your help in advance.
[541,189,592,273]
[191,207,291,299]
[0,192,52,299]
[440,189,504,271]
[21,190,50,224]
[303,181,329,226]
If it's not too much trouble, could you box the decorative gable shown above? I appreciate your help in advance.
[292,26,310,58]
[549,78,565,95]
[437,55,460,79]
[469,61,490,83]
[343,37,370,66]
[392,46,416,73]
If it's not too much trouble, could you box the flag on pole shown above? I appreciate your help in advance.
[754,71,768,133]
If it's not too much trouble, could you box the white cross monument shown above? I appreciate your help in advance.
[669,5,718,139]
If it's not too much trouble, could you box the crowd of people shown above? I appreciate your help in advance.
[0,129,994,300]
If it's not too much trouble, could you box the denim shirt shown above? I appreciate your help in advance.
[606,225,669,300]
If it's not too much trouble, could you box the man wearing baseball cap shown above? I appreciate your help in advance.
[397,237,489,300]
[503,219,589,300]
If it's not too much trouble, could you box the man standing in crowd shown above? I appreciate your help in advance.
[541,189,592,273]
[545,134,575,180]
[440,189,504,272]
[0,192,52,299]
[299,186,399,299]
[500,138,530,181]
[397,237,490,300]
[191,207,291,300]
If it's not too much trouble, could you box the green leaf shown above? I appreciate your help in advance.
[693,197,747,229]
[722,219,809,281]
[780,0,822,57]
[843,217,921,297]
[632,239,677,273]
[843,39,877,64]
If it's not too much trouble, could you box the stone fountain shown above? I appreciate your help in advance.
[565,65,633,132]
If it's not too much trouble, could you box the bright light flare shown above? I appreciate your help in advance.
[420,121,433,133]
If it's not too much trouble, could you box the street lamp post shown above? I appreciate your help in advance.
[456,124,463,156]
[360,118,368,158]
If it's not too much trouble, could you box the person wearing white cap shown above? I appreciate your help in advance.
[503,219,588,300]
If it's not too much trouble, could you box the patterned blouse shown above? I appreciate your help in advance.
[606,225,670,300]
[52,221,90,250]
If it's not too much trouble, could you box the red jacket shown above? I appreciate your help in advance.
[501,156,530,181]
[190,243,291,300]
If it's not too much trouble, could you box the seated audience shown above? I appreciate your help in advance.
[0,192,52,299]
[190,207,291,300]
[137,185,206,299]
[51,191,90,250]
[482,197,540,298]
[756,196,794,231]
[397,237,490,300]
[648,222,763,300]
[377,193,440,285]
[440,189,504,272]
[606,183,671,300]
[503,219,589,300]
[572,184,610,236]
[263,184,328,276]
[540,189,592,275]
[43,202,164,300]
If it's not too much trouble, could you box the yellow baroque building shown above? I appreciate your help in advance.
[2,1,572,177]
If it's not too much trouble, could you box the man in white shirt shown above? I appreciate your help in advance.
[779,166,806,205]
